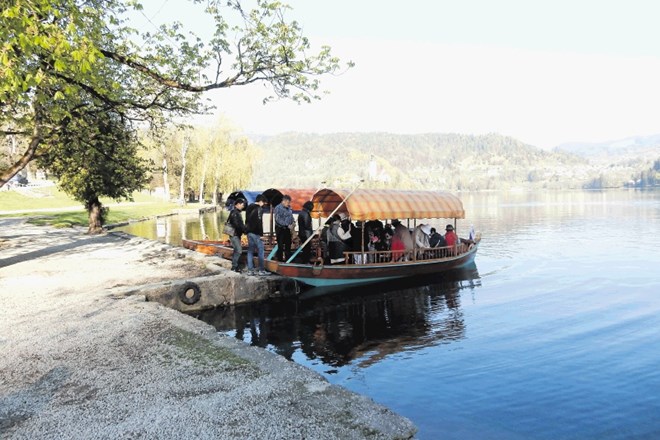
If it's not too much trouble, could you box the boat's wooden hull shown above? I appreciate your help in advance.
[182,239,236,259]
[265,243,480,287]
[181,238,276,264]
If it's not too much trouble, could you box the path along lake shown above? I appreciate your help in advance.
[119,189,660,439]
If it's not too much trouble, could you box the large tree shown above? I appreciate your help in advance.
[0,0,348,188]
[38,106,150,233]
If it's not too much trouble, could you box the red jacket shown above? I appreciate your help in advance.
[391,236,405,261]
[445,231,458,247]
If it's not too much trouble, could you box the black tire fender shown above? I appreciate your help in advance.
[178,282,202,305]
[279,278,300,296]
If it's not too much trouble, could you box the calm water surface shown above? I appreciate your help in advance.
[122,189,660,439]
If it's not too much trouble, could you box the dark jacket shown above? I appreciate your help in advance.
[297,209,313,240]
[228,208,246,236]
[351,226,367,252]
[429,232,446,248]
[245,203,263,236]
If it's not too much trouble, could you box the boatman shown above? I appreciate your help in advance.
[297,200,314,264]
[274,194,294,262]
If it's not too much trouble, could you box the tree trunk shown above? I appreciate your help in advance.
[211,175,219,205]
[86,196,105,235]
[198,158,208,205]
[178,137,189,205]
[161,145,170,202]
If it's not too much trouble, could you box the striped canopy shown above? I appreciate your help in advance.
[311,188,465,221]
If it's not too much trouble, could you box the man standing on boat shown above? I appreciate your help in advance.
[246,194,269,276]
[228,198,247,272]
[274,194,294,262]
[297,200,314,264]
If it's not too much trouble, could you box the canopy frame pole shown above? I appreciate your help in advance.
[269,206,274,245]
[361,223,365,264]
[284,181,363,264]
[413,218,417,261]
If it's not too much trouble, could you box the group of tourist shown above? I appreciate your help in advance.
[225,193,315,273]
[225,194,465,271]
[319,216,460,265]
[225,195,272,275]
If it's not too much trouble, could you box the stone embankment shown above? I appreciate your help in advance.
[0,218,416,439]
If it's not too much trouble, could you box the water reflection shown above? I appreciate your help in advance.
[119,211,230,246]
[196,265,481,368]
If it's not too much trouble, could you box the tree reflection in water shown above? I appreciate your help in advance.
[196,264,481,369]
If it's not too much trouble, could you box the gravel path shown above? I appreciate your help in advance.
[0,218,416,439]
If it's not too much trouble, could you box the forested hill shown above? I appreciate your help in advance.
[555,134,660,161]
[251,132,586,190]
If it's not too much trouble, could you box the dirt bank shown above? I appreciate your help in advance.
[0,218,416,439]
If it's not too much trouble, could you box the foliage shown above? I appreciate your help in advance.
[251,132,587,191]
[36,107,150,231]
[143,119,257,201]
[0,0,348,186]
[625,158,660,188]
[38,109,149,202]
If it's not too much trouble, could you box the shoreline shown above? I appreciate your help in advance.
[0,218,416,439]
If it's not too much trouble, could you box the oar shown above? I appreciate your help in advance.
[285,181,364,264]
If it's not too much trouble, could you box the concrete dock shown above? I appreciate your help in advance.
[106,231,288,312]
[0,218,416,439]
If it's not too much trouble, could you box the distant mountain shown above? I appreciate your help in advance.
[251,132,588,191]
[554,134,660,160]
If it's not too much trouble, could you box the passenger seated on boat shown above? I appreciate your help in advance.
[383,223,394,238]
[374,228,391,262]
[379,229,393,262]
[414,224,432,259]
[365,220,384,235]
[367,229,379,263]
[444,224,459,255]
[320,217,333,264]
[351,220,368,264]
[429,227,447,248]
[328,214,352,264]
[392,219,413,261]
[383,228,393,250]
[390,231,405,262]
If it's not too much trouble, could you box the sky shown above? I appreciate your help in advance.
[136,0,660,148]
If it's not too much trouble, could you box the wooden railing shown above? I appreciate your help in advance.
[339,244,468,265]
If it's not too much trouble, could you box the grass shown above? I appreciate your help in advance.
[0,186,190,227]
[0,186,78,210]
[24,203,181,228]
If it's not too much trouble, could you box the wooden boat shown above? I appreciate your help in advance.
[265,188,481,288]
[182,239,236,259]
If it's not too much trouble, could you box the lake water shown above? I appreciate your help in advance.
[120,189,660,439]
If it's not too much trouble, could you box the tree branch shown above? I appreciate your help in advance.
[0,107,43,188]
